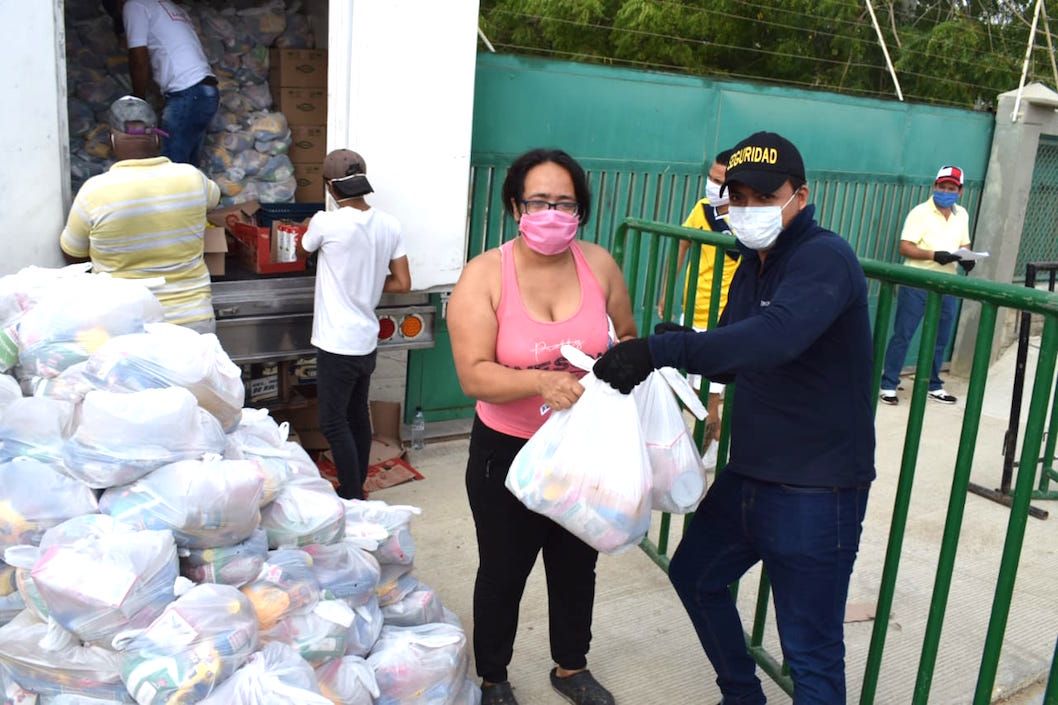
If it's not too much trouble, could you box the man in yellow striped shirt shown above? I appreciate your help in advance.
[60,96,221,333]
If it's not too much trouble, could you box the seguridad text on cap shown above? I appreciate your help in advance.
[722,131,806,196]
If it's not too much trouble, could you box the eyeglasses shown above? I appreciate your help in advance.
[521,200,580,216]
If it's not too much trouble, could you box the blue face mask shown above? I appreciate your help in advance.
[933,190,959,209]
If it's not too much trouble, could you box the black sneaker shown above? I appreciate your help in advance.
[928,389,957,404]
[550,668,614,705]
[481,681,518,705]
[879,390,898,405]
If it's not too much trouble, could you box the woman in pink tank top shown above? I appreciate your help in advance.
[447,148,637,705]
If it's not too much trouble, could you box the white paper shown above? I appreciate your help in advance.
[953,247,989,261]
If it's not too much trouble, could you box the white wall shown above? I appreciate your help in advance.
[328,0,478,290]
[1,1,69,274]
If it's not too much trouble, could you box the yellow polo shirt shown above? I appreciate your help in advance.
[900,198,971,275]
[61,157,221,326]
[682,198,739,329]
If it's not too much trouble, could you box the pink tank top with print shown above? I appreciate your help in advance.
[476,240,612,439]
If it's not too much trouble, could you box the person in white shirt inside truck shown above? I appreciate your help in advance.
[103,0,219,167]
[297,149,411,501]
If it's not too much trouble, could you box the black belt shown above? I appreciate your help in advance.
[197,76,218,88]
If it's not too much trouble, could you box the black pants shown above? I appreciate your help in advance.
[465,415,599,683]
[316,347,376,499]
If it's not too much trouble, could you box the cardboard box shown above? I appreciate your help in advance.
[243,363,279,404]
[275,397,329,450]
[203,225,228,276]
[289,125,326,163]
[208,200,260,231]
[273,87,327,125]
[287,355,317,386]
[269,48,327,89]
[369,400,405,465]
[294,162,324,202]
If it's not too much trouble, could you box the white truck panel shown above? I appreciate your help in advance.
[327,0,478,290]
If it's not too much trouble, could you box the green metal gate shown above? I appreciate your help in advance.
[1014,136,1058,282]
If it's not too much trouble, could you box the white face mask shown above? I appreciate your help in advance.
[705,180,728,207]
[727,190,799,251]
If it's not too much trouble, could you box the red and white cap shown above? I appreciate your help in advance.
[935,165,963,187]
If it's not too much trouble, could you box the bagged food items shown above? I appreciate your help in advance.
[315,655,379,705]
[302,543,380,604]
[4,516,179,645]
[633,368,708,514]
[15,275,163,379]
[343,595,383,659]
[260,476,344,549]
[198,642,331,705]
[240,549,320,631]
[99,457,264,549]
[0,458,99,550]
[83,323,244,432]
[0,397,76,464]
[261,599,354,666]
[63,388,227,488]
[181,528,269,588]
[367,623,469,705]
[380,582,445,628]
[0,610,126,701]
[506,346,652,555]
[116,584,260,705]
[374,564,417,608]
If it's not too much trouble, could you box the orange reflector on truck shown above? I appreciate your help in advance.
[378,316,396,340]
[400,314,424,339]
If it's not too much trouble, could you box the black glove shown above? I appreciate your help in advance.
[932,250,961,265]
[654,321,694,335]
[959,259,976,273]
[593,338,656,394]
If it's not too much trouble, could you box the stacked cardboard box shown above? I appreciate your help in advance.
[269,48,327,202]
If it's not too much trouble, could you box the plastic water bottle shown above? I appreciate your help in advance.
[411,407,426,450]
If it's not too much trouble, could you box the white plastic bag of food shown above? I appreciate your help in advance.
[198,642,332,705]
[114,583,260,705]
[83,323,244,432]
[64,387,227,488]
[99,456,264,549]
[506,346,652,555]
[315,654,379,705]
[633,368,708,514]
[367,623,469,705]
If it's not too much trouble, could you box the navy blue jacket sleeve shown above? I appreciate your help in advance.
[648,238,859,377]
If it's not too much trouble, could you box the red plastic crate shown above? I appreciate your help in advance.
[226,216,307,275]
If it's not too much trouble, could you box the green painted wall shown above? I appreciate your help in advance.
[407,53,995,422]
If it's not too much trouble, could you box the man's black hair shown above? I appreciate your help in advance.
[501,148,591,223]
[715,148,734,166]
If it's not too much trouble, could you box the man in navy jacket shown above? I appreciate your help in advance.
[595,131,875,705]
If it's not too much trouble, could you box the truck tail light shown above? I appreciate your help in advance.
[378,315,397,341]
[400,314,424,339]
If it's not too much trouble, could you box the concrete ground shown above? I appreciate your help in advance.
[366,343,1056,704]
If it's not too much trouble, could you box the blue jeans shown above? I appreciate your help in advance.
[161,81,219,167]
[669,471,869,705]
[880,286,957,392]
[315,348,377,500]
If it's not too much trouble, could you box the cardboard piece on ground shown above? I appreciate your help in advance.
[363,456,423,493]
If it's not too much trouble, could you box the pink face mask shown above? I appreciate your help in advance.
[518,209,580,255]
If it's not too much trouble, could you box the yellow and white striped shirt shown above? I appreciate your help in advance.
[61,157,221,326]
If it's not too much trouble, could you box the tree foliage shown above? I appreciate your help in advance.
[478,0,1055,110]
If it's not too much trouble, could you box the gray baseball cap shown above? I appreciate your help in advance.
[108,95,162,135]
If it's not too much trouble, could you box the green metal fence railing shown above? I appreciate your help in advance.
[611,216,1058,705]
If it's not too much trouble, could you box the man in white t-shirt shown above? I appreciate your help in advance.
[298,149,412,499]
[104,0,219,167]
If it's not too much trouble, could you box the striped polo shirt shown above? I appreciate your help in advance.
[61,157,221,326]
